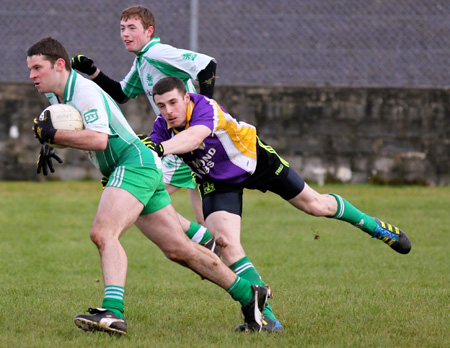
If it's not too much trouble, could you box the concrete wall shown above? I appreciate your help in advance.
[1,83,448,185]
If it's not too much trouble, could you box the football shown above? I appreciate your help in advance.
[40,104,84,148]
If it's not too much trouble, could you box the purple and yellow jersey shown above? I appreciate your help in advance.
[151,93,257,183]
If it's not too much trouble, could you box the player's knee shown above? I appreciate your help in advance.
[164,247,191,263]
[90,229,103,248]
[89,226,113,249]
[91,229,104,249]
[165,252,182,263]
[215,236,229,249]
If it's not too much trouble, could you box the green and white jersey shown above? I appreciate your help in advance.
[120,37,214,115]
[45,69,162,177]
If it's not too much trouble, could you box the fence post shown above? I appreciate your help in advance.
[190,0,199,51]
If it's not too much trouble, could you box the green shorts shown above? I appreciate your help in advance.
[162,154,196,189]
[107,165,171,215]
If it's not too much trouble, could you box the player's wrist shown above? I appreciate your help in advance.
[45,128,57,144]
[33,111,57,144]
[89,68,100,79]
[150,141,164,157]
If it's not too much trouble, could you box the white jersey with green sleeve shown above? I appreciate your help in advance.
[45,69,162,177]
[120,37,214,189]
[120,37,214,114]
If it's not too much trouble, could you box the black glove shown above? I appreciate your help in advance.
[137,133,152,146]
[36,144,63,176]
[33,110,56,144]
[71,55,97,76]
[137,134,164,157]
[100,176,108,189]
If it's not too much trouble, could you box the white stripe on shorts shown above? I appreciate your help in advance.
[110,166,125,187]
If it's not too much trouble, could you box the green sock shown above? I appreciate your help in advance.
[185,222,214,245]
[229,256,277,321]
[329,193,377,234]
[101,285,125,319]
[227,276,253,307]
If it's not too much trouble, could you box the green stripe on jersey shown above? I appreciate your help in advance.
[122,69,145,98]
[143,57,192,82]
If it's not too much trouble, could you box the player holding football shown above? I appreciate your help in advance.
[27,37,272,335]
[143,76,412,332]
[70,5,217,254]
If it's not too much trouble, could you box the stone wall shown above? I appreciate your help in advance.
[1,83,448,185]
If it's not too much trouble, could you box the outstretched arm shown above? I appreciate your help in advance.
[72,55,129,103]
[141,125,211,157]
[161,125,211,155]
[92,72,129,104]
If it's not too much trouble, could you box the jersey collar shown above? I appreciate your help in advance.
[63,69,78,103]
[169,100,194,134]
[137,37,161,59]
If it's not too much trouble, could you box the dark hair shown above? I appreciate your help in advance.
[121,5,156,38]
[27,37,71,71]
[153,76,187,98]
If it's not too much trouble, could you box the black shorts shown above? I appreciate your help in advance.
[198,137,305,219]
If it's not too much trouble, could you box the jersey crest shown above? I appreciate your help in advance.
[84,109,99,124]
[182,53,198,61]
[146,74,153,87]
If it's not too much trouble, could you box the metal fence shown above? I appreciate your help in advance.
[2,0,449,87]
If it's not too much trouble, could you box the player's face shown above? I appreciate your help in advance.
[154,89,190,129]
[120,17,153,54]
[27,55,60,94]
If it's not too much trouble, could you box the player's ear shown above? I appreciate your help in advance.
[54,58,66,72]
[146,26,154,38]
[184,92,190,104]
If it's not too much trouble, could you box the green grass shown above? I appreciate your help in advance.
[0,182,448,348]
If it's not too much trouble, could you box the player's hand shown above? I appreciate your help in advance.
[100,176,108,189]
[191,171,198,184]
[33,110,56,144]
[71,54,97,76]
[36,144,63,176]
[137,133,152,146]
[137,134,165,157]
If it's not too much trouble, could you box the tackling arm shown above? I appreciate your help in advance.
[92,72,129,104]
[72,55,129,103]
[161,125,211,155]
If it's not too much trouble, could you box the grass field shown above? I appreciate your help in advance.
[0,181,448,348]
